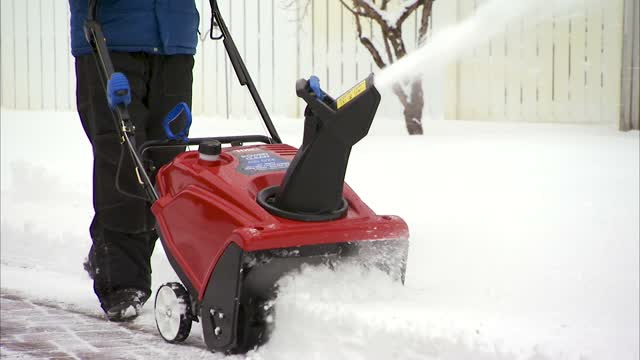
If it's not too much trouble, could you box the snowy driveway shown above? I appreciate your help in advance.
[0,292,212,359]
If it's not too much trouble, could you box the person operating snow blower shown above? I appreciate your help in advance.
[69,0,199,321]
[74,0,409,350]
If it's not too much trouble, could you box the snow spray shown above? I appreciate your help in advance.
[375,0,588,89]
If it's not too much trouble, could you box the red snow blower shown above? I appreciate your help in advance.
[85,0,409,353]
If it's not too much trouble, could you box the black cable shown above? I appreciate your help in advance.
[115,142,151,202]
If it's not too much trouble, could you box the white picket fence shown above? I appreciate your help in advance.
[456,0,625,124]
[0,0,625,124]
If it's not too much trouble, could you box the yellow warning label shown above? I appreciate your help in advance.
[336,80,367,109]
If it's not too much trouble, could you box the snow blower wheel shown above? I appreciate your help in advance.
[154,283,193,343]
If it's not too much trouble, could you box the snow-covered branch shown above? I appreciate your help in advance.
[417,0,434,43]
[343,0,388,68]
[357,0,421,29]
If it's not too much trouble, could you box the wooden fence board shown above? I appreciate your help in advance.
[584,2,604,123]
[552,16,571,122]
[1,0,16,108]
[601,0,624,124]
[537,18,555,122]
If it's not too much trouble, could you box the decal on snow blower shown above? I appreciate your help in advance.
[336,79,367,109]
[231,148,290,175]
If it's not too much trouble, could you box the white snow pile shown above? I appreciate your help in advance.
[1,109,639,360]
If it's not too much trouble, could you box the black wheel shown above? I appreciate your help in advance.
[154,282,192,343]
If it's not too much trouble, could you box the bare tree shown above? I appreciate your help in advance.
[340,0,435,135]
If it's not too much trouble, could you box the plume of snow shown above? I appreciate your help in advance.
[375,0,587,89]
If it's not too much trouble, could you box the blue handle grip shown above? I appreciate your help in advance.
[107,72,131,109]
[162,102,192,142]
[309,75,326,100]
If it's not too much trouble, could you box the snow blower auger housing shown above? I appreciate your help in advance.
[85,0,408,354]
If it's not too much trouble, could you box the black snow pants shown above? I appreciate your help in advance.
[75,52,194,310]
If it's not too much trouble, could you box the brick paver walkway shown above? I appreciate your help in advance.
[0,292,218,359]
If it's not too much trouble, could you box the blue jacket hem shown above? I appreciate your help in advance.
[72,45,197,57]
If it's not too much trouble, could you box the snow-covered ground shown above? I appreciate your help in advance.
[1,109,638,359]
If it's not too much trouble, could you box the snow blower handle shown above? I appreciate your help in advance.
[208,0,282,144]
[162,102,193,142]
[106,72,132,109]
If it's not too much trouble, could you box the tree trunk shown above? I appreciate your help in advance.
[405,79,424,135]
[393,79,424,135]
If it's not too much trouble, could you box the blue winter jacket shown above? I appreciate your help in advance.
[69,0,199,57]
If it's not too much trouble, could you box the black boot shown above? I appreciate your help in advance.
[102,288,151,322]
[87,220,157,321]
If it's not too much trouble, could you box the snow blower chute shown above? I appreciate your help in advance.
[85,0,409,353]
